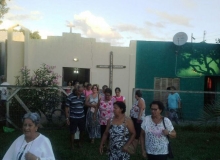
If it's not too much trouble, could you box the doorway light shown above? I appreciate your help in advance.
[73,68,79,74]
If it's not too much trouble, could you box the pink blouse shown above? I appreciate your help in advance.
[99,97,116,125]
[84,89,93,97]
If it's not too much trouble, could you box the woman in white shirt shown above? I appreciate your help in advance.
[140,101,176,160]
[3,112,55,160]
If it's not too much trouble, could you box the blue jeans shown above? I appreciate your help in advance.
[168,109,179,124]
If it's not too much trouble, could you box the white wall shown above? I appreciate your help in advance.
[1,31,24,78]
[0,31,24,42]
[7,41,24,84]
[6,32,136,115]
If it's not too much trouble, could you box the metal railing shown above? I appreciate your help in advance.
[2,86,220,128]
[132,88,220,121]
[1,85,70,129]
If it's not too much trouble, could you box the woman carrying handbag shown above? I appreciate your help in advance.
[140,101,176,160]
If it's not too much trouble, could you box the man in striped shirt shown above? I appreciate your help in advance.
[65,85,85,150]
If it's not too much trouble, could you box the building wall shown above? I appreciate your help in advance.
[7,41,24,84]
[0,31,24,42]
[6,32,136,115]
[136,41,220,120]
[0,31,24,77]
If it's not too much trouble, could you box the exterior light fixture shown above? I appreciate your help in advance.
[73,58,78,62]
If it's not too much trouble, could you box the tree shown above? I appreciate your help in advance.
[216,38,220,44]
[12,64,62,126]
[18,29,42,39]
[16,64,60,86]
[30,31,41,39]
[0,0,9,24]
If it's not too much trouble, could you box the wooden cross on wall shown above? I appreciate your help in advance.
[96,51,126,89]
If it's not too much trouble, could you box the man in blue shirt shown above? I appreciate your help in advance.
[65,85,85,150]
[167,86,181,124]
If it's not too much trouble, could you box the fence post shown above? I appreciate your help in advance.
[6,101,9,127]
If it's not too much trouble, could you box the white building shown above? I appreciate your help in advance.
[1,25,137,114]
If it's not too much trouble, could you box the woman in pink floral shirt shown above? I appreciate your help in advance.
[99,88,116,138]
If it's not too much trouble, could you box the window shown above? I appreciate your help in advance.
[154,77,180,104]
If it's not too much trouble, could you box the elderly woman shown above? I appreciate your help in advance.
[99,88,115,138]
[86,84,101,143]
[99,101,136,160]
[3,112,55,160]
[65,81,73,95]
[100,85,108,100]
[130,90,146,146]
[140,101,176,160]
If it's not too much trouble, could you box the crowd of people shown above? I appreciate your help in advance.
[2,79,179,160]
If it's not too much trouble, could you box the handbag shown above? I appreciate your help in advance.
[162,117,174,159]
[123,117,136,154]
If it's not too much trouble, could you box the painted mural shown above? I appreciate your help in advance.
[176,43,220,77]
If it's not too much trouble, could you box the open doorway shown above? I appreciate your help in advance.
[62,67,90,86]
[204,76,220,105]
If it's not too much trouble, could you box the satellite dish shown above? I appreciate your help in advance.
[173,32,188,46]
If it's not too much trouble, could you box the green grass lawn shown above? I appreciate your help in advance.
[0,125,220,160]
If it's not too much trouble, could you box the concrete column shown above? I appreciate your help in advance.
[127,41,136,115]
[6,25,14,81]
[23,28,30,67]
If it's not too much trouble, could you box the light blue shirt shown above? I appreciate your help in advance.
[167,93,181,109]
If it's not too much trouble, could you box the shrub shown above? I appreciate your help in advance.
[9,64,62,127]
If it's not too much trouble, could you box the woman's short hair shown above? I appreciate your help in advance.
[135,90,142,97]
[67,80,72,85]
[22,112,40,125]
[92,84,99,91]
[114,101,126,113]
[86,83,92,88]
[104,88,112,95]
[102,85,108,90]
[150,101,165,112]
[115,87,121,92]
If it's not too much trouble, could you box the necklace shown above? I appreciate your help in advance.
[17,135,36,160]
